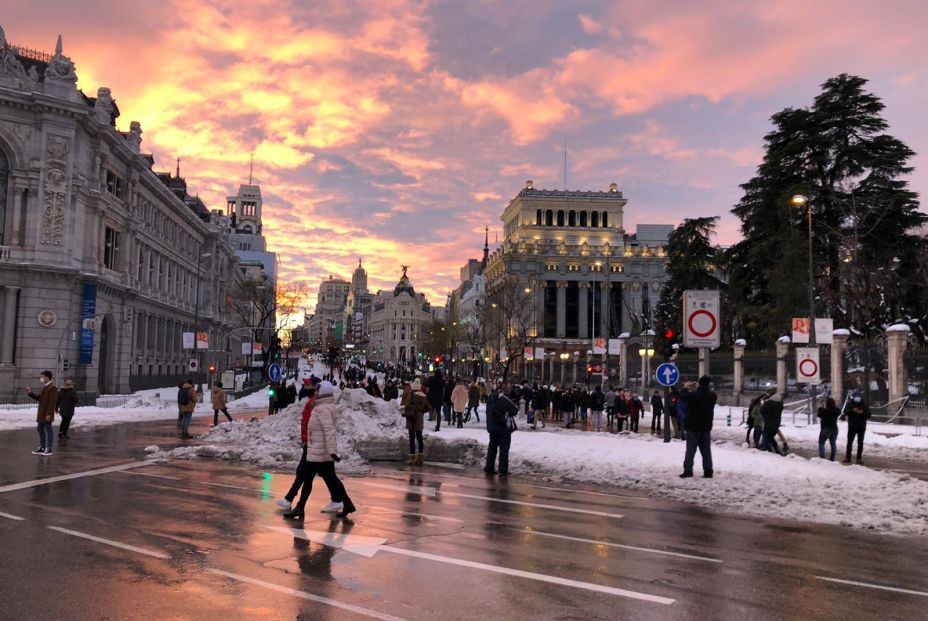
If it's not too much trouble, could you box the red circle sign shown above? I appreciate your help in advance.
[687,309,717,338]
[799,359,818,377]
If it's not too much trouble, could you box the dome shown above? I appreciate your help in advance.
[393,266,416,297]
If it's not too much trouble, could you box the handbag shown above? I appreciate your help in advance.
[506,414,518,433]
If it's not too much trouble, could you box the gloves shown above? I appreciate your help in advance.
[330,453,341,462]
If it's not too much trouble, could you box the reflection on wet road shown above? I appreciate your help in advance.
[0,417,926,620]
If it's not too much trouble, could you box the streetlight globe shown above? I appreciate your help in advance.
[791,194,808,206]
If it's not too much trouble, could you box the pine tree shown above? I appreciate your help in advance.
[727,74,926,345]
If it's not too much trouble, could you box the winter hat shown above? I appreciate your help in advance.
[770,393,783,402]
[698,375,712,388]
[64,379,74,388]
[411,379,421,391]
[318,381,335,397]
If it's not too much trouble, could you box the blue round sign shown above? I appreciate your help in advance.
[655,363,680,387]
[267,363,282,382]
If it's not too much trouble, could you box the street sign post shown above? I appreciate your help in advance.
[683,290,720,349]
[267,363,282,383]
[796,347,820,384]
[655,363,680,387]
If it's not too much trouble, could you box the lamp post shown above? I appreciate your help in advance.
[194,252,212,389]
[572,351,579,385]
[559,352,569,385]
[638,329,655,392]
[792,194,817,415]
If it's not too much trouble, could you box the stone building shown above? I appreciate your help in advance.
[307,275,350,348]
[344,259,373,346]
[368,268,433,368]
[0,25,249,400]
[484,181,672,371]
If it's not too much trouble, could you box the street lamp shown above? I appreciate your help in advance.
[572,351,580,385]
[638,330,655,391]
[193,252,212,387]
[792,194,818,414]
[559,352,569,385]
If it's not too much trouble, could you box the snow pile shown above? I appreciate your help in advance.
[151,388,406,473]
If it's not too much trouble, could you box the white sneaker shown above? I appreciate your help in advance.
[274,498,292,508]
[320,501,344,513]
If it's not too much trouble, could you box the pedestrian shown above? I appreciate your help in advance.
[425,369,444,429]
[604,386,617,429]
[211,381,232,426]
[465,382,481,423]
[614,388,628,431]
[283,381,356,520]
[56,379,79,439]
[842,395,871,464]
[576,387,589,427]
[650,390,663,434]
[485,382,518,476]
[552,386,563,422]
[749,392,767,448]
[817,397,841,461]
[26,370,58,455]
[589,385,605,432]
[746,392,767,447]
[178,379,197,439]
[383,380,398,402]
[669,387,681,438]
[176,382,186,428]
[403,379,430,464]
[760,393,784,454]
[627,392,643,433]
[531,384,548,430]
[679,376,717,478]
[674,389,687,440]
[285,383,297,407]
[562,388,576,428]
[442,376,454,427]
[451,379,468,429]
[298,379,313,401]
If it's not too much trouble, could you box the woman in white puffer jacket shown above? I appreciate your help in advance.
[283,381,357,520]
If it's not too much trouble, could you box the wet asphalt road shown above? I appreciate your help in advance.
[1,415,927,621]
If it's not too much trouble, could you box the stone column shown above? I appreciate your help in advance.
[600,281,610,338]
[555,282,566,338]
[831,330,849,403]
[776,336,790,396]
[578,282,589,339]
[886,324,911,409]
[618,334,629,388]
[733,340,746,396]
[698,348,710,378]
[1,286,19,364]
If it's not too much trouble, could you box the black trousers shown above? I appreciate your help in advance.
[59,414,73,436]
[295,460,350,511]
[408,430,424,454]
[846,427,866,461]
[486,432,511,474]
[213,408,232,425]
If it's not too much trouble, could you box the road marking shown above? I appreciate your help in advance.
[207,568,407,621]
[124,470,181,480]
[360,481,623,519]
[0,460,160,494]
[47,526,171,560]
[372,506,465,523]
[816,576,928,597]
[272,527,673,605]
[523,529,722,563]
[0,511,24,521]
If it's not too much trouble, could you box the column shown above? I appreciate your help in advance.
[618,335,629,388]
[534,284,544,340]
[776,336,790,396]
[886,324,910,409]
[1,286,20,364]
[578,282,589,339]
[555,282,566,338]
[600,282,610,338]
[831,330,849,404]
[733,340,746,396]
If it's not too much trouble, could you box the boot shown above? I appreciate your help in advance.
[283,507,305,520]
[415,453,424,465]
[337,497,357,519]
[406,454,416,465]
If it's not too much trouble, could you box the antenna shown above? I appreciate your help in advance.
[563,140,567,190]
[176,157,180,178]
[249,152,254,184]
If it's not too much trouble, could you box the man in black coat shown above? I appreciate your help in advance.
[843,395,871,464]
[760,393,785,455]
[485,383,518,476]
[425,370,444,427]
[679,376,718,478]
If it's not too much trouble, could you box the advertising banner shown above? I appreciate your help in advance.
[791,318,810,344]
[78,284,97,365]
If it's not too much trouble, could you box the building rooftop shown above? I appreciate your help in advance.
[515,180,624,200]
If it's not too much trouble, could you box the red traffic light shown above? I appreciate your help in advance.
[208,364,217,373]
[665,329,675,340]
[586,366,593,373]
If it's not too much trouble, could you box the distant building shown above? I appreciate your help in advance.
[308,275,350,348]
[369,268,432,368]
[344,259,374,347]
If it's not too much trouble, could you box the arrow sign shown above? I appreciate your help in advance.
[655,363,679,387]
[264,526,674,605]
[267,363,282,382]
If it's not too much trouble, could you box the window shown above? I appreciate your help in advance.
[137,247,144,280]
[545,210,553,226]
[579,211,587,227]
[546,263,559,272]
[536,209,542,225]
[568,211,576,227]
[591,264,603,273]
[567,264,581,272]
[228,201,237,215]
[611,264,624,273]
[103,226,120,269]
[602,212,609,228]
[105,170,123,197]
[591,212,599,227]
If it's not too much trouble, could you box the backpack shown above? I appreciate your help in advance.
[177,387,191,406]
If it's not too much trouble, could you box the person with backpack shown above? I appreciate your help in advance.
[485,382,518,476]
[211,381,232,427]
[531,384,548,430]
[842,395,871,464]
[817,397,841,461]
[178,380,197,439]
[403,379,430,464]
[760,393,785,454]
[56,379,79,440]
[746,390,769,448]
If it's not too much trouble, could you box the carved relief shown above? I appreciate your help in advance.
[630,279,642,293]
[44,37,77,84]
[40,135,70,246]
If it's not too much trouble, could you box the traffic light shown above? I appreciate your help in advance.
[208,364,217,374]
[268,387,276,397]
[586,366,593,377]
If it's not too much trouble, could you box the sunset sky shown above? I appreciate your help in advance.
[4,1,928,310]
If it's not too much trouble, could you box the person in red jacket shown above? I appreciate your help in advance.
[274,386,343,514]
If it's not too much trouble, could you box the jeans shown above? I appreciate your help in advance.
[846,427,866,461]
[213,408,232,426]
[486,431,511,474]
[682,431,713,475]
[591,410,603,432]
[465,405,479,422]
[762,427,781,454]
[753,426,763,448]
[181,412,193,435]
[295,460,351,511]
[819,427,838,460]
[651,410,662,433]
[442,403,452,424]
[408,430,423,454]
[37,422,53,450]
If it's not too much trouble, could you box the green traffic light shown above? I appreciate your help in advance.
[268,389,276,397]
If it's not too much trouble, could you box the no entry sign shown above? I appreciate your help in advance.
[796,347,820,384]
[683,290,720,349]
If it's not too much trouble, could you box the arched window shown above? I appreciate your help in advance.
[602,212,609,228]
[545,210,553,226]
[568,210,576,227]
[579,211,587,227]
[0,149,9,244]
[536,209,542,225]
[591,211,599,227]
[557,210,564,227]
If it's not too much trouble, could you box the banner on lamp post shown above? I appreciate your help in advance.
[592,338,607,355]
[182,332,195,350]
[607,339,623,356]
[523,346,534,361]
[196,331,209,350]
[534,347,545,360]
[815,318,834,344]
[791,318,810,343]
[241,342,252,355]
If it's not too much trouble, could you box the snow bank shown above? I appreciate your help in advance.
[150,388,405,474]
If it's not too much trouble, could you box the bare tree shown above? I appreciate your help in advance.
[484,276,534,381]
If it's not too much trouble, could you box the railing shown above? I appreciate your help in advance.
[10,45,53,63]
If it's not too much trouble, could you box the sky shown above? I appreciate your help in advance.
[3,1,928,311]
